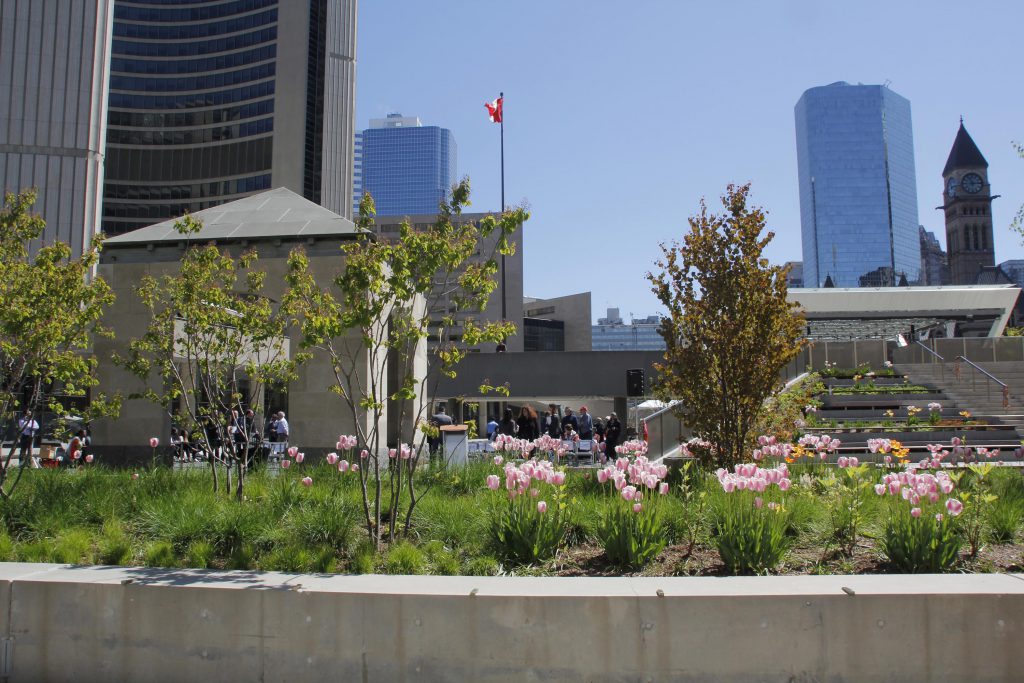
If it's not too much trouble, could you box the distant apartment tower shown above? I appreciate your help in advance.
[102,0,357,236]
[358,113,456,216]
[795,82,921,287]
[592,308,666,352]
[940,122,995,284]
[0,0,115,255]
[919,226,950,286]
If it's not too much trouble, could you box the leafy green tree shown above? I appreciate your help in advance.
[1013,142,1024,241]
[647,183,804,469]
[0,190,118,496]
[118,215,306,500]
[286,179,526,546]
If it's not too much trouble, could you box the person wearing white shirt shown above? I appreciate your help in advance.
[17,409,39,467]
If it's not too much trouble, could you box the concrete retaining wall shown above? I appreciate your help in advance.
[0,563,1021,682]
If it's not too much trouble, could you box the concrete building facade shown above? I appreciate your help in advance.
[92,188,419,458]
[102,0,357,236]
[0,0,115,255]
[795,82,921,287]
[523,292,593,352]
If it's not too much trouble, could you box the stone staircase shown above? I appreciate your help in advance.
[899,361,1024,439]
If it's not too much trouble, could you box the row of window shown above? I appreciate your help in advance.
[119,0,230,6]
[115,0,277,23]
[104,174,272,201]
[110,63,275,93]
[103,200,230,222]
[109,80,274,110]
[107,117,273,146]
[962,205,988,216]
[952,224,990,253]
[112,27,275,57]
[105,137,273,182]
[112,44,275,75]
[113,9,276,40]
[108,98,273,128]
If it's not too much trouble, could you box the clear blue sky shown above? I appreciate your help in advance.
[356,0,1024,322]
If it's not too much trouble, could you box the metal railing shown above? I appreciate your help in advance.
[954,355,1011,409]
[641,401,688,461]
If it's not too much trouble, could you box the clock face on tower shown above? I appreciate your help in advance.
[961,173,983,194]
[946,177,957,198]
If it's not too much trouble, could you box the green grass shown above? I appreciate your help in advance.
[0,463,1019,576]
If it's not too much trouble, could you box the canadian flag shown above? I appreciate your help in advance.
[484,96,503,123]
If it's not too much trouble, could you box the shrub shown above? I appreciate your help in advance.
[186,540,215,569]
[350,540,376,574]
[143,540,177,568]
[384,541,426,575]
[97,519,133,566]
[422,540,461,576]
[0,529,14,562]
[227,542,255,570]
[464,555,500,576]
[53,529,94,565]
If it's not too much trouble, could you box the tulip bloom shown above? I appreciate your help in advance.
[945,498,963,516]
[910,507,921,518]
[486,475,500,490]
[537,501,547,514]
[632,503,643,513]
[658,482,669,495]
[131,472,139,480]
[85,454,94,463]
[301,477,312,487]
[338,460,350,472]
[493,455,503,466]
[149,437,159,448]
[326,452,339,465]
[281,459,291,469]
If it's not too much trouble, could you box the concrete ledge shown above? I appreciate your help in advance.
[1,564,1022,682]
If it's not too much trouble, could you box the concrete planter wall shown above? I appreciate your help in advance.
[0,564,1020,682]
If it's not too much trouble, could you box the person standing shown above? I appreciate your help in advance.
[16,409,39,467]
[486,416,499,440]
[516,406,539,440]
[604,412,622,457]
[544,405,561,438]
[577,406,594,440]
[561,408,579,435]
[498,408,517,437]
[430,404,453,456]
[276,412,290,444]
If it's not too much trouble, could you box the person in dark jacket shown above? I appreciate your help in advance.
[604,412,622,457]
[544,405,561,438]
[561,408,579,435]
[498,408,517,437]
[515,406,540,441]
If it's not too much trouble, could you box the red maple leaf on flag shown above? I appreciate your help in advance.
[484,96,503,123]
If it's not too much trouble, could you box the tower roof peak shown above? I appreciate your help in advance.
[943,121,988,176]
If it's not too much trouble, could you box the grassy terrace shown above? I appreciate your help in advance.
[2,460,1021,577]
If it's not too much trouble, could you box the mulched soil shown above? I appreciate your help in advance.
[548,537,1024,577]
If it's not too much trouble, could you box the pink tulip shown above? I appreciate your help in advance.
[658,482,669,495]
[351,463,359,472]
[935,513,944,522]
[338,460,350,472]
[754,496,763,509]
[945,498,963,516]
[874,484,885,495]
[537,501,547,514]
[149,437,159,448]
[281,459,291,469]
[287,446,299,457]
[326,452,339,465]
[131,472,139,480]
[529,488,539,498]
[597,469,610,484]
[837,456,848,468]
[551,471,566,486]
[778,479,791,491]
[301,476,312,487]
[848,457,858,467]
[722,479,736,493]
[85,454,94,463]
[360,449,369,459]
[294,452,305,463]
[632,503,643,513]
[486,475,500,490]
[72,451,81,460]
[910,507,921,518]
[388,448,397,459]
[493,455,503,466]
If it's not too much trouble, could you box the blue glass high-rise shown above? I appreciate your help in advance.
[358,114,457,216]
[795,82,921,287]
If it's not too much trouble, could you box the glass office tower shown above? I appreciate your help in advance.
[103,0,356,236]
[795,82,920,288]
[359,113,456,216]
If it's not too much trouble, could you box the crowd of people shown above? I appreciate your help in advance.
[486,403,623,454]
[169,409,291,463]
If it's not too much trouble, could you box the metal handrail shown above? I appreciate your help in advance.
[914,340,945,362]
[955,356,1006,388]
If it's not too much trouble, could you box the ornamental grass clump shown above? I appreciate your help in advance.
[712,463,792,574]
[595,452,671,568]
[486,459,569,564]
[875,469,962,572]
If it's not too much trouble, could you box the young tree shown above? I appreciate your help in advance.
[647,184,804,469]
[118,215,306,499]
[286,179,526,547]
[0,190,118,496]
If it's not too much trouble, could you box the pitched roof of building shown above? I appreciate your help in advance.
[104,187,363,246]
[942,122,988,176]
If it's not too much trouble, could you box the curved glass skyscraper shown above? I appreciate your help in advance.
[795,82,920,288]
[103,0,356,236]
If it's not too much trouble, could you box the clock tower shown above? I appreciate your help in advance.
[940,121,996,284]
